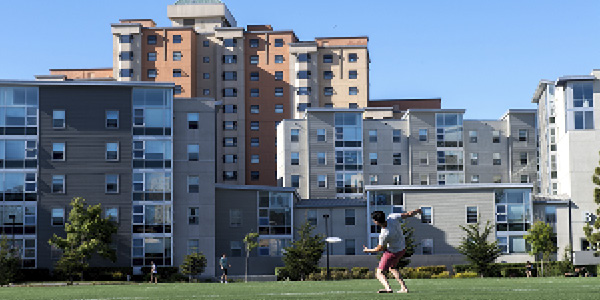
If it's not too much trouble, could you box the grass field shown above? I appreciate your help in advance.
[0,277,599,300]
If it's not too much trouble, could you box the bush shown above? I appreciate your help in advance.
[431,271,451,279]
[16,269,52,282]
[275,267,289,281]
[82,267,132,281]
[501,267,525,278]
[415,265,446,275]
[454,272,478,278]
[141,267,180,283]
[306,273,323,281]
[363,271,374,279]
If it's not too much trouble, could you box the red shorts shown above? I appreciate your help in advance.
[378,249,406,270]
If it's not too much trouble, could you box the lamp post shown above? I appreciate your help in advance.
[322,214,342,280]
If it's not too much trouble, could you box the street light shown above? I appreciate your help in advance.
[322,214,342,280]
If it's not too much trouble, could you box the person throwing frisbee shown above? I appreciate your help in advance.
[363,209,421,294]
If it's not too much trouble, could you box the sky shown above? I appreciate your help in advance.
[1,0,599,119]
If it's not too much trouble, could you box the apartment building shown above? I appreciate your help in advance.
[532,71,600,264]
[277,108,537,200]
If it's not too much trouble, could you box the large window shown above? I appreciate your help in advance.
[335,173,363,194]
[335,150,363,171]
[495,189,532,253]
[437,150,463,171]
[132,236,171,266]
[436,113,463,147]
[258,191,292,237]
[334,113,362,147]
[132,89,173,136]
[132,172,172,200]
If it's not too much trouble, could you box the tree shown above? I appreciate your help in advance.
[524,221,557,277]
[456,218,502,277]
[584,150,600,256]
[0,235,21,285]
[243,232,259,283]
[48,197,118,283]
[180,252,207,282]
[282,221,326,280]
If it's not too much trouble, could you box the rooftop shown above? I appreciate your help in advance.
[174,0,222,4]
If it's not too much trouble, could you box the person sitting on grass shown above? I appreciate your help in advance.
[363,209,422,294]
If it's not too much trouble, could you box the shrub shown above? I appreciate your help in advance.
[275,267,290,281]
[351,267,369,279]
[363,271,374,279]
[306,273,323,281]
[415,265,447,275]
[431,271,451,279]
[454,272,478,278]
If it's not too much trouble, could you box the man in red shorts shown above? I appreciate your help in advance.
[363,209,421,294]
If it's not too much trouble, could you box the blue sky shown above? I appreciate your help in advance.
[1,0,599,119]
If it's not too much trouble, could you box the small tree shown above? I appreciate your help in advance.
[456,218,502,277]
[525,221,556,277]
[282,221,325,280]
[243,232,259,283]
[0,235,21,285]
[180,252,207,282]
[48,197,118,283]
[584,151,600,256]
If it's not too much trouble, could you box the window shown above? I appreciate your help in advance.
[349,70,357,79]
[251,155,259,163]
[51,208,64,226]
[250,171,259,181]
[230,209,242,227]
[250,88,259,97]
[147,35,157,45]
[345,209,355,226]
[323,71,333,80]
[187,176,199,193]
[250,72,259,81]
[223,38,236,47]
[187,144,199,161]
[317,129,326,141]
[105,110,119,128]
[147,69,157,78]
[291,175,300,187]
[203,56,210,63]
[493,153,501,165]
[317,175,327,187]
[203,73,210,79]
[250,105,260,114]
[574,111,594,129]
[291,152,299,165]
[368,130,377,142]
[349,87,358,95]
[323,54,333,63]
[421,207,432,223]
[173,69,182,77]
[493,131,500,143]
[307,210,317,226]
[297,53,311,63]
[291,129,299,142]
[250,55,259,65]
[223,171,237,181]
[106,174,119,193]
[493,175,502,183]
[419,129,427,141]
[203,89,210,95]
[275,87,284,97]
[298,71,311,79]
[470,153,478,165]
[274,55,283,64]
[251,137,259,147]
[469,131,477,143]
[188,207,199,225]
[466,206,477,223]
[222,55,237,64]
[345,239,356,255]
[274,39,284,47]
[297,87,311,95]
[520,152,528,165]
[187,113,199,129]
[187,239,199,255]
[275,71,283,81]
[422,239,433,255]
[471,175,479,183]
[275,105,284,113]
[119,69,133,77]
[147,52,157,61]
[223,88,237,97]
[324,103,334,108]
[203,40,209,47]
[392,130,401,143]
[370,175,378,185]
[52,143,65,160]
[223,155,237,163]
[223,137,237,147]
[105,207,118,222]
[230,241,242,257]
[420,174,429,185]
[52,175,65,193]
[250,121,259,131]
[420,152,428,165]
[183,19,195,26]
[393,175,401,185]
[119,51,133,61]
[173,51,182,61]
[119,35,133,43]
[370,153,377,165]
[223,121,237,130]
[348,53,358,62]
[393,153,401,165]
[519,129,527,142]
[317,152,326,165]
[520,175,529,183]
[106,142,119,161]
[250,39,259,48]
[175,85,182,95]
[324,87,333,96]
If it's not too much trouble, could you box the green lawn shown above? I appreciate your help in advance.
[0,278,599,300]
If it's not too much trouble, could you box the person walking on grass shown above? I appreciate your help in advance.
[220,253,231,283]
[363,209,422,294]
[150,261,158,284]
[525,261,533,278]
